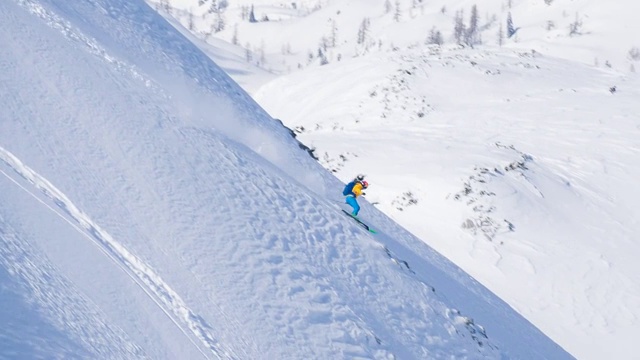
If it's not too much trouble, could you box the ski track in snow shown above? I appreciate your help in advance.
[0,146,232,360]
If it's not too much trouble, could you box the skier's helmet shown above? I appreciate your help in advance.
[362,181,369,188]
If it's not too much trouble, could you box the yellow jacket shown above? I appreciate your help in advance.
[352,182,365,197]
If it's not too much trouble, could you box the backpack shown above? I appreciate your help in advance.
[342,181,356,196]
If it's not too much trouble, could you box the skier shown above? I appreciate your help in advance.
[343,174,369,217]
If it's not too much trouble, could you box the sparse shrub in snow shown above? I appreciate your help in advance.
[628,47,640,61]
[452,143,536,242]
[569,13,583,36]
[391,191,418,211]
[546,20,555,31]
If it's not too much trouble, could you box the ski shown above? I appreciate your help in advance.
[341,210,377,233]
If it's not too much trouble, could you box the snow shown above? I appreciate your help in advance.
[0,0,573,359]
[252,47,640,359]
[149,0,640,359]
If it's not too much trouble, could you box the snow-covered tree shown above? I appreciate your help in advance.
[319,37,329,52]
[240,5,249,20]
[213,10,225,32]
[187,10,195,31]
[245,43,253,62]
[206,0,218,14]
[318,48,329,65]
[329,19,338,47]
[259,39,266,66]
[454,10,466,44]
[232,24,239,45]
[393,0,402,22]
[384,0,392,14]
[357,18,370,45]
[465,5,479,46]
[428,27,443,45]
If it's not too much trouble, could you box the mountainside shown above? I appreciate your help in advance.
[0,0,572,359]
[163,0,640,75]
[154,0,640,359]
[255,47,640,360]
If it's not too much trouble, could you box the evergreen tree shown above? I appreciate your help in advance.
[465,5,479,46]
[213,10,225,32]
[329,19,338,48]
[207,0,218,14]
[240,5,248,20]
[428,27,443,45]
[188,10,195,31]
[506,12,516,38]
[249,5,257,23]
[357,18,370,45]
[232,24,239,45]
[259,40,266,66]
[384,0,392,14]
[245,43,253,62]
[393,0,402,22]
[454,10,466,44]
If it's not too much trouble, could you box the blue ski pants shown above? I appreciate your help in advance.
[346,195,360,216]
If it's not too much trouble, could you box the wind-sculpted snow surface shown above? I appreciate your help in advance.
[0,0,572,358]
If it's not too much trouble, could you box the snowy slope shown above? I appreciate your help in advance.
[149,0,640,359]
[163,0,640,76]
[0,0,572,359]
[254,46,640,360]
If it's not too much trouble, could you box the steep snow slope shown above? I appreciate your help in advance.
[0,0,572,359]
[150,1,640,359]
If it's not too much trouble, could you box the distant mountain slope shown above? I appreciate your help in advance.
[252,42,640,360]
[163,0,640,76]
